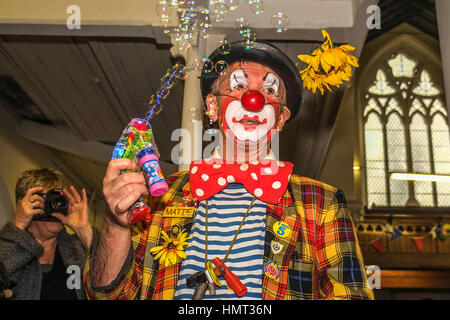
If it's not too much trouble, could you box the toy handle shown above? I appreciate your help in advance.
[213,257,247,297]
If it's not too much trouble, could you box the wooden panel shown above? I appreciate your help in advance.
[358,214,450,269]
[24,37,123,141]
[0,36,92,138]
[380,270,450,289]
[364,253,450,269]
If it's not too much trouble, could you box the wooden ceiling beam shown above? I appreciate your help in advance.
[15,119,113,164]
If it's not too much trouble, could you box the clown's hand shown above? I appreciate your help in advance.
[102,159,148,229]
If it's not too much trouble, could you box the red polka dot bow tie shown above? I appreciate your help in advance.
[189,159,294,204]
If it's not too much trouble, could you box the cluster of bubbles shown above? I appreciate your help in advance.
[210,0,240,23]
[154,0,290,79]
[156,0,290,56]
[145,63,188,122]
[199,57,229,76]
[152,1,290,128]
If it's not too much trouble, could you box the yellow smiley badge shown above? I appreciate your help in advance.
[273,221,291,238]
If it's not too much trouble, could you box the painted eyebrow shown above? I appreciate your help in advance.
[263,72,279,85]
[231,69,247,82]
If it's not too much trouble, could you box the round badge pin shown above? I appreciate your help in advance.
[273,221,291,238]
[264,261,281,280]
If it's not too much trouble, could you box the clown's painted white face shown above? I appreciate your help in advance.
[217,64,283,143]
[225,97,275,142]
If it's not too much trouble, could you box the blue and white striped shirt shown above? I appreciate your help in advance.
[174,183,267,300]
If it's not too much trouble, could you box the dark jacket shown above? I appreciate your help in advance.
[0,222,98,300]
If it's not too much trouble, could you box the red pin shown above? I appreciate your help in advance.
[241,90,265,112]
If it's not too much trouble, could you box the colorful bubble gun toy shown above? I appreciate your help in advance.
[111,118,169,224]
[111,63,187,224]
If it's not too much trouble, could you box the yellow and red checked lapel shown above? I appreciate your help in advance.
[262,182,302,300]
[144,173,196,300]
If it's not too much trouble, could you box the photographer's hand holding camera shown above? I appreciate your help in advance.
[0,169,97,300]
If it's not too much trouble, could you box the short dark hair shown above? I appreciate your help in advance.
[15,168,64,202]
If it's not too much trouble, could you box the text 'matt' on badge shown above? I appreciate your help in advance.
[163,206,195,218]
[273,221,291,238]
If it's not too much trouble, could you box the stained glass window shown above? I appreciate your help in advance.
[410,114,433,206]
[413,71,441,96]
[365,113,387,207]
[431,114,450,206]
[368,69,396,95]
[363,51,450,208]
[386,113,408,206]
[388,53,417,78]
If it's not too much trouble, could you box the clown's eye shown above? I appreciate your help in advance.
[262,73,280,96]
[232,83,247,90]
[265,87,276,95]
[229,69,248,92]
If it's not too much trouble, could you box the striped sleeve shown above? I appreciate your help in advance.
[315,189,374,300]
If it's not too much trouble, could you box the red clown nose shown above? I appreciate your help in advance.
[241,90,265,112]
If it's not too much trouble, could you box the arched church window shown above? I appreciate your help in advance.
[363,52,450,208]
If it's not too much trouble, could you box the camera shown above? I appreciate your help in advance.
[32,189,69,221]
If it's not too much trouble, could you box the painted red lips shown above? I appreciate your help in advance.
[232,114,268,131]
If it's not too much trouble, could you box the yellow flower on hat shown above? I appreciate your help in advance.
[297,29,359,95]
[150,230,190,267]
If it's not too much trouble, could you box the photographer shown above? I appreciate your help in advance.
[0,168,97,300]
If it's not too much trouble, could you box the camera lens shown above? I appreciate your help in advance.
[49,193,68,215]
[50,196,67,210]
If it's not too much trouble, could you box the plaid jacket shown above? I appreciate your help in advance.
[84,171,374,300]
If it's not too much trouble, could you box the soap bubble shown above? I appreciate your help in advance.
[213,10,225,22]
[159,17,171,34]
[241,28,256,49]
[218,39,232,55]
[157,87,170,100]
[189,106,203,122]
[174,64,188,80]
[215,60,228,75]
[156,1,172,19]
[202,58,215,74]
[177,39,192,55]
[185,58,203,72]
[271,12,289,33]
[148,103,163,119]
[228,0,239,10]
[199,12,212,39]
[215,0,230,12]
[234,17,249,31]
[169,0,180,7]
[179,0,198,10]
[249,0,264,15]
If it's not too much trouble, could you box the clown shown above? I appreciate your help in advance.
[84,41,374,300]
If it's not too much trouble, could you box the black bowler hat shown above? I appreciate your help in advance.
[200,40,303,122]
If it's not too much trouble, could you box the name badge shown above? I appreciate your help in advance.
[163,206,195,218]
